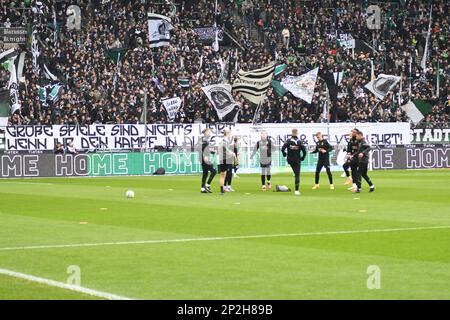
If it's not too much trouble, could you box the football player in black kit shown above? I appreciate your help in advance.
[281,128,307,196]
[218,129,236,195]
[199,128,216,193]
[354,129,375,193]
[250,131,274,191]
[342,129,358,186]
[311,132,334,190]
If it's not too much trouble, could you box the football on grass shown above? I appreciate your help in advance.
[126,190,135,198]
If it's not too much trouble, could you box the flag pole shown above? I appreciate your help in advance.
[252,99,263,125]
[52,5,57,44]
[436,61,440,97]
[421,5,433,73]
[113,52,121,92]
[324,83,330,139]
[408,56,412,98]
[144,91,148,151]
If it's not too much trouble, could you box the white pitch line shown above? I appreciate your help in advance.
[0,182,53,185]
[0,225,449,252]
[0,268,133,300]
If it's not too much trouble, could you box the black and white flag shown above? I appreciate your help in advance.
[8,55,20,114]
[31,28,40,76]
[364,74,401,100]
[333,71,343,86]
[148,13,173,48]
[161,97,182,121]
[232,63,275,104]
[202,84,238,120]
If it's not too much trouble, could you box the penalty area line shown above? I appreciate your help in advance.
[0,225,449,252]
[0,268,133,300]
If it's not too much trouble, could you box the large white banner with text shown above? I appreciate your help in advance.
[4,123,411,151]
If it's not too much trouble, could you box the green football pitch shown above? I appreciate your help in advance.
[0,169,449,300]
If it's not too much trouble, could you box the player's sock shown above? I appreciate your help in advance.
[261,175,266,186]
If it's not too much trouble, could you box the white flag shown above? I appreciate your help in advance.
[148,13,173,48]
[202,84,238,120]
[281,67,319,104]
[161,97,182,121]
[421,6,433,72]
[364,74,401,100]
[212,25,219,52]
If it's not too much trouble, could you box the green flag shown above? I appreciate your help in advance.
[413,99,433,116]
[271,80,288,97]
[274,64,288,76]
[106,48,128,61]
[401,99,433,124]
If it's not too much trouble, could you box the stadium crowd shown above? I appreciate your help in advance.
[0,0,448,126]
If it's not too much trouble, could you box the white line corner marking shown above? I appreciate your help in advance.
[0,268,133,300]
[0,225,449,252]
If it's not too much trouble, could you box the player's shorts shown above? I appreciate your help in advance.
[202,163,216,172]
[218,163,233,173]
[260,161,272,168]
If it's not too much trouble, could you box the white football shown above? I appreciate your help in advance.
[126,190,135,198]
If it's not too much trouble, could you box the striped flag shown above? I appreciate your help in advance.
[177,77,190,88]
[232,63,275,104]
[147,13,173,48]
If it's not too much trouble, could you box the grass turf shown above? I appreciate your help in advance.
[0,169,449,300]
